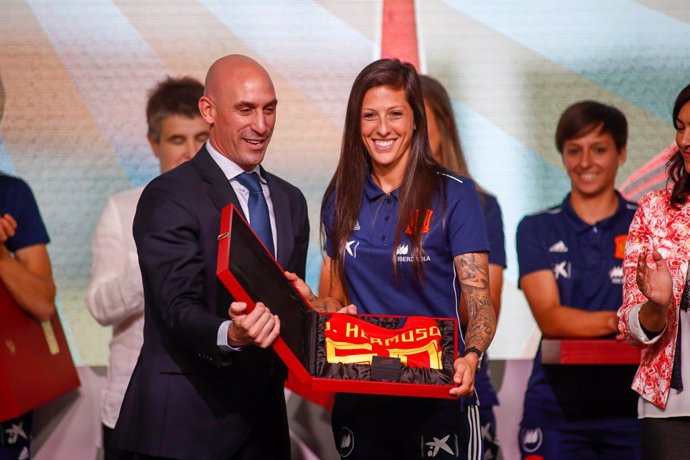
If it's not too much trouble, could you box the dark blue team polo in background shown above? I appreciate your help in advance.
[0,174,50,252]
[0,173,50,458]
[517,192,638,425]
[323,171,489,325]
[475,192,506,409]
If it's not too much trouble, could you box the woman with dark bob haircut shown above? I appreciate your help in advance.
[618,82,690,458]
[319,59,496,460]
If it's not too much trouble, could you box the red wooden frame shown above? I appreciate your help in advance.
[217,204,458,399]
[541,339,641,365]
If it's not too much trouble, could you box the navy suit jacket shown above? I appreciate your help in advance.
[113,147,309,460]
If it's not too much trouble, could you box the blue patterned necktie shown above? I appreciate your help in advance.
[235,172,275,256]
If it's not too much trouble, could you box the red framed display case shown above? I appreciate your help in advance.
[0,282,80,422]
[216,204,458,399]
[541,338,641,365]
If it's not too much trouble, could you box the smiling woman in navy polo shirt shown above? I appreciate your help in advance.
[516,101,640,459]
[319,59,497,460]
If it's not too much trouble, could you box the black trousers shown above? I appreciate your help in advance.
[103,425,130,460]
[641,417,690,460]
[107,422,290,460]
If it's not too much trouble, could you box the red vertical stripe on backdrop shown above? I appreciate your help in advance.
[381,0,420,70]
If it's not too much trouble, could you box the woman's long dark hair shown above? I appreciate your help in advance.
[321,59,443,298]
[419,75,468,176]
[667,83,690,208]
[420,74,489,202]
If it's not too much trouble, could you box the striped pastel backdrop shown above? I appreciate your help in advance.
[0,0,687,365]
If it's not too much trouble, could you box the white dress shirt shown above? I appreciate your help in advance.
[206,141,278,350]
[206,141,277,250]
[85,187,145,429]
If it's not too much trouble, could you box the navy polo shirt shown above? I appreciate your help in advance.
[0,174,50,252]
[481,193,506,269]
[517,192,638,425]
[474,192,506,409]
[323,171,489,322]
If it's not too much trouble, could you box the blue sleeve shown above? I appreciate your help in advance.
[447,177,490,256]
[0,176,50,252]
[482,194,506,268]
[516,215,550,283]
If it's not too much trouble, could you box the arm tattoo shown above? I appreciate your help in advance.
[455,253,496,352]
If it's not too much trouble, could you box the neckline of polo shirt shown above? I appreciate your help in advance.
[364,174,401,201]
[562,191,627,234]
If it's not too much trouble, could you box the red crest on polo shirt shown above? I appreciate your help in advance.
[614,234,627,259]
[405,209,434,235]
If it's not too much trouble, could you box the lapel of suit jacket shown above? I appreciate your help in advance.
[262,166,294,268]
[192,150,292,266]
[192,146,243,216]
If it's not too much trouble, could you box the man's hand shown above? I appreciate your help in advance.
[449,355,478,398]
[0,213,17,244]
[227,301,280,348]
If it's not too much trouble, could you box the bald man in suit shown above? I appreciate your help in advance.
[113,55,309,460]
